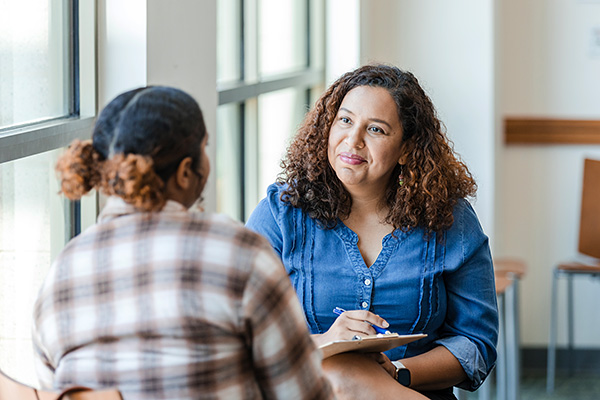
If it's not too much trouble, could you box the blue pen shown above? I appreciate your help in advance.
[333,307,391,335]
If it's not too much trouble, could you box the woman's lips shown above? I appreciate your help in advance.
[339,152,366,165]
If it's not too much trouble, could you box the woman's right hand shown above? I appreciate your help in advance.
[312,309,390,347]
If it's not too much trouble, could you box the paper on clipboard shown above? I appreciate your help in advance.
[319,333,427,359]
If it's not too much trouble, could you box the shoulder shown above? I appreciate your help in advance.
[445,198,490,260]
[451,198,485,235]
[188,211,274,252]
[247,182,301,228]
[62,210,273,261]
[264,182,292,211]
[196,213,286,285]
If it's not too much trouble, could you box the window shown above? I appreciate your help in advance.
[0,1,71,128]
[0,0,96,384]
[216,0,325,221]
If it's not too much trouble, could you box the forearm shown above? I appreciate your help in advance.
[399,346,466,391]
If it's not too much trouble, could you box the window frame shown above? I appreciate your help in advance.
[217,0,325,221]
[0,0,96,237]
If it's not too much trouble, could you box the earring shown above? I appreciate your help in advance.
[398,165,404,186]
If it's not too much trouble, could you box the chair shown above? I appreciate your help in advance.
[0,367,122,400]
[492,274,514,400]
[455,259,527,400]
[494,258,527,400]
[546,158,600,393]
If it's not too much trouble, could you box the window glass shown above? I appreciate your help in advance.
[258,0,307,76]
[0,149,66,385]
[255,88,307,205]
[216,0,323,221]
[217,0,241,84]
[216,103,242,221]
[0,0,70,129]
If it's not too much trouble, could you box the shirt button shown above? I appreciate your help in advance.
[364,278,371,286]
[361,301,369,309]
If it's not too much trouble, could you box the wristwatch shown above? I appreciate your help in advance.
[394,360,411,387]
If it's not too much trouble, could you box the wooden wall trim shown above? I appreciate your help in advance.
[505,118,600,144]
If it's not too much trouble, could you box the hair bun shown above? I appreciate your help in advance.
[103,153,166,211]
[55,139,102,199]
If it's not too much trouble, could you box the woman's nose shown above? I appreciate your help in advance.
[344,126,365,149]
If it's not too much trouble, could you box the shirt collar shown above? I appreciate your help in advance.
[98,196,188,223]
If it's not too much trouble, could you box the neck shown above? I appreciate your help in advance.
[346,186,388,219]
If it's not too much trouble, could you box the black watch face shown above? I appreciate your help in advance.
[397,368,411,387]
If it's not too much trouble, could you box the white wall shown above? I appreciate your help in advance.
[97,0,147,108]
[360,0,496,238]
[498,0,600,347]
[146,0,218,212]
[326,0,360,84]
[361,0,600,349]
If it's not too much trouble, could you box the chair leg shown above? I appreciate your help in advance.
[546,268,559,393]
[505,279,519,400]
[514,279,522,398]
[497,293,506,400]
[567,273,574,377]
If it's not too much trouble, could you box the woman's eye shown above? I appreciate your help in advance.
[340,117,351,124]
[369,126,385,134]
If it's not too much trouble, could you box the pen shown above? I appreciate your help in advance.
[333,307,391,335]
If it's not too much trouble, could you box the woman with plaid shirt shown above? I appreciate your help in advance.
[33,87,334,400]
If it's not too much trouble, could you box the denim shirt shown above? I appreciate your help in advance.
[246,183,498,391]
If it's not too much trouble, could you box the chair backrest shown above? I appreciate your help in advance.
[579,158,600,259]
[0,368,42,400]
[0,368,122,400]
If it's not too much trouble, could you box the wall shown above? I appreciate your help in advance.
[359,0,496,238]
[361,0,600,349]
[498,0,600,347]
[326,0,360,84]
[146,0,217,211]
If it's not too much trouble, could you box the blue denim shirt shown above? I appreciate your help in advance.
[246,183,498,391]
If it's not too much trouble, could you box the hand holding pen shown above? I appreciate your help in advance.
[311,306,392,347]
[332,307,391,337]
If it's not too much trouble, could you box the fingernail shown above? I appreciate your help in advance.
[383,321,389,328]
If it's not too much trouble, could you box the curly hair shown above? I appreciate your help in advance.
[280,64,476,233]
[55,86,206,212]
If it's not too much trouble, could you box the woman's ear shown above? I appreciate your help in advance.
[398,149,407,165]
[174,157,194,190]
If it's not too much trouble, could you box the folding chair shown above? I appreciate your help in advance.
[546,158,600,393]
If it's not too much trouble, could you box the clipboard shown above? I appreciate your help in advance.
[319,333,427,359]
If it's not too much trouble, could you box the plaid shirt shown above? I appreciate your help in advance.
[33,197,334,400]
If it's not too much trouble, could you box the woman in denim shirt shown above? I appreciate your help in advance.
[246,64,498,400]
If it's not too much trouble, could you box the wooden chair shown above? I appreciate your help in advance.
[546,158,600,393]
[456,259,527,400]
[0,367,122,400]
[494,258,527,400]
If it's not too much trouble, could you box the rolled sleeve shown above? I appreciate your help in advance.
[435,335,488,390]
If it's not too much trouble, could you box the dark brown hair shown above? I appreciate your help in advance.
[280,64,476,233]
[55,86,206,211]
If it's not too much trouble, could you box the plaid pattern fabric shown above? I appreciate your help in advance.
[33,197,333,400]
